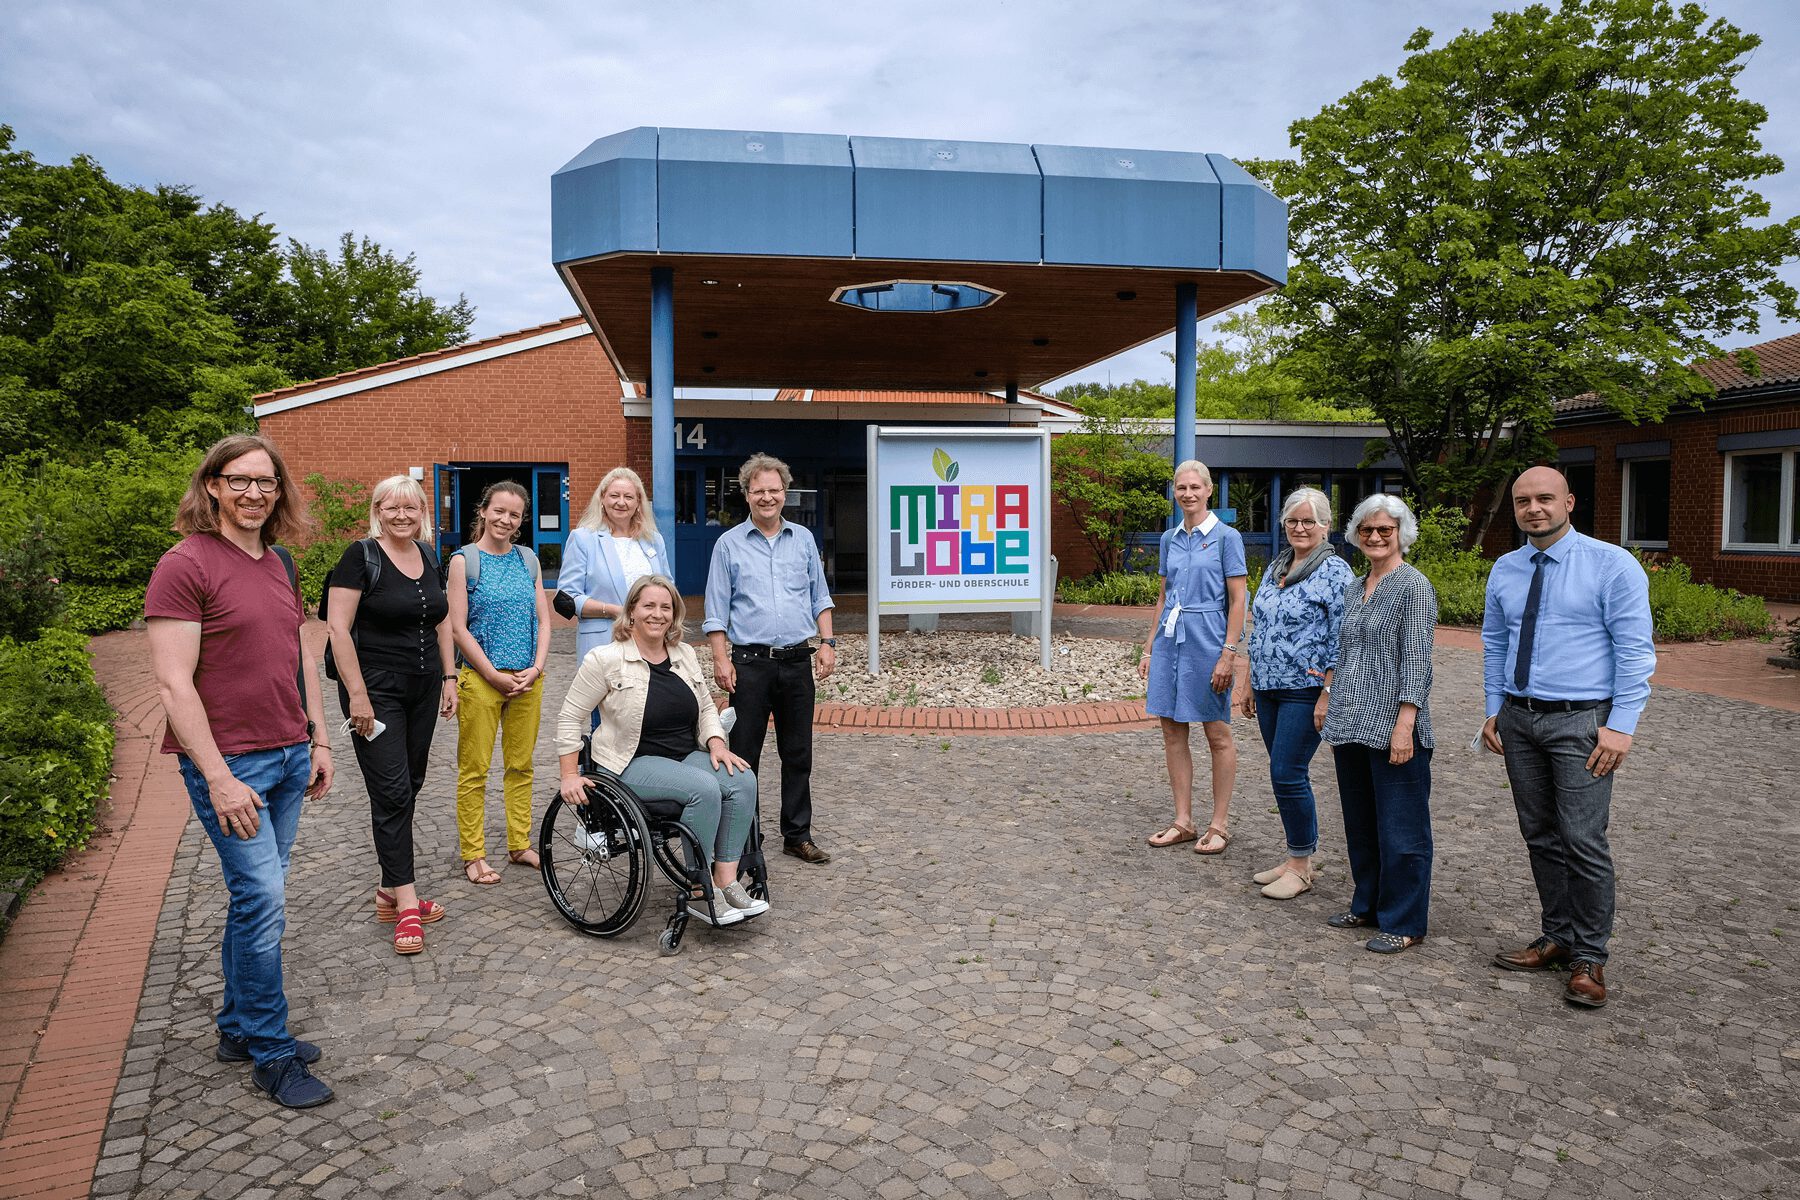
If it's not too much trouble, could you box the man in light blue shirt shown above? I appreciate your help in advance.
[705,453,837,865]
[1481,466,1656,1009]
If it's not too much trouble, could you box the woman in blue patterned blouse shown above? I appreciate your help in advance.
[1240,487,1354,900]
[1137,460,1248,856]
[1319,494,1438,954]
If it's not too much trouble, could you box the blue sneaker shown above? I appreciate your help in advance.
[251,1055,335,1108]
[217,1033,321,1064]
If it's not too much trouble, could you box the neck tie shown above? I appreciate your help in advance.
[1513,551,1549,692]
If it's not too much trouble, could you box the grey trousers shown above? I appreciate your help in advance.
[1498,701,1617,965]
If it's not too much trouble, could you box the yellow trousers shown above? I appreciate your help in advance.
[455,669,542,861]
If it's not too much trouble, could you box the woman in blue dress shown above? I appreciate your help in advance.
[1138,460,1249,855]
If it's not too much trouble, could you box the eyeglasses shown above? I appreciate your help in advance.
[214,474,281,493]
[1358,525,1399,540]
[378,504,422,517]
[1283,518,1321,530]
[747,488,785,499]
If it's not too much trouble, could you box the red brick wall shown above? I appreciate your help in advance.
[1539,397,1800,601]
[258,334,629,539]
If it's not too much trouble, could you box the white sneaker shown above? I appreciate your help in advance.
[720,880,769,917]
[691,894,744,925]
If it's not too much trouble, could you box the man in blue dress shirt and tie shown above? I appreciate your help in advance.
[705,453,838,865]
[1481,466,1656,1008]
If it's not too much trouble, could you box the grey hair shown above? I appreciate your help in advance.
[1345,493,1417,553]
[738,452,793,493]
[1281,486,1332,528]
[1172,459,1213,488]
[367,475,435,541]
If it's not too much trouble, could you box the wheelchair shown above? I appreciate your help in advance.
[537,749,769,956]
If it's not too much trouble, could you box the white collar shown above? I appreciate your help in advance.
[1181,512,1219,536]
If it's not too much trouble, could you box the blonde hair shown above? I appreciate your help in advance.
[367,475,434,541]
[1173,459,1213,489]
[612,574,685,647]
[737,453,792,493]
[578,466,658,540]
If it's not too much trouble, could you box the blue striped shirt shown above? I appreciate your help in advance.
[1481,529,1656,735]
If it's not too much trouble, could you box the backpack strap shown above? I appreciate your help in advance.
[270,545,308,711]
[455,543,481,589]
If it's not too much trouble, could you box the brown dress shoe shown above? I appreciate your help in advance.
[1493,937,1570,972]
[783,840,831,865]
[1564,962,1607,1007]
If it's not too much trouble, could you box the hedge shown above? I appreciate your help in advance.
[0,629,115,886]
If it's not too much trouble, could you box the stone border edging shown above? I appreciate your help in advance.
[814,699,1155,734]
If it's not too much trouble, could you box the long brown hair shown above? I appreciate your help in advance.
[470,480,529,543]
[173,434,309,547]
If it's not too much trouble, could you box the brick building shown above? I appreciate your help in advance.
[253,316,1077,596]
[1491,332,1800,602]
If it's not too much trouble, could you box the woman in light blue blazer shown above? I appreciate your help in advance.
[559,467,669,666]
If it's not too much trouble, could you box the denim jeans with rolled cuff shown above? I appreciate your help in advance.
[177,742,310,1068]
[1253,687,1324,858]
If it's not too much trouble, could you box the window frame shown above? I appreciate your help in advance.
[1619,456,1670,551]
[1720,447,1800,553]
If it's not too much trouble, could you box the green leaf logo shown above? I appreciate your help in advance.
[932,448,959,482]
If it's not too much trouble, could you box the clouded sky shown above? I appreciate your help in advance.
[4,0,1796,387]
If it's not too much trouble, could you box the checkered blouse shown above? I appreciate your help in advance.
[1319,562,1438,750]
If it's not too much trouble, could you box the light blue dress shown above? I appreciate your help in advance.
[1146,515,1247,724]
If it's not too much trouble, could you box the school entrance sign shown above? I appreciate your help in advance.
[866,427,1053,672]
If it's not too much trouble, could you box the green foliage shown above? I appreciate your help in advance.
[1638,552,1771,641]
[0,629,114,881]
[296,539,348,610]
[290,473,371,608]
[1057,571,1162,607]
[1050,411,1172,575]
[1249,0,1800,542]
[279,233,476,382]
[0,518,65,640]
[1414,555,1493,627]
[60,583,146,633]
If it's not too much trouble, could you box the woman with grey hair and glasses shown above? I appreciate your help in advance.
[1318,493,1437,954]
[1240,487,1354,899]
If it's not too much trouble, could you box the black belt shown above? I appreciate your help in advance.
[1505,695,1606,714]
[733,642,814,663]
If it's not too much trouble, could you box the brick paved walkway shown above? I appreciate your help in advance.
[3,622,1798,1198]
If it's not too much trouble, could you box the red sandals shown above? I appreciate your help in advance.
[392,907,425,956]
[375,888,444,924]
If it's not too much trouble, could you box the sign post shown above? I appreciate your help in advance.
[865,426,1053,674]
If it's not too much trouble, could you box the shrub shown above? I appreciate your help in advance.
[0,519,66,640]
[1057,571,1162,607]
[1637,552,1771,641]
[295,538,349,610]
[0,629,115,883]
[60,583,147,633]
[1401,502,1493,626]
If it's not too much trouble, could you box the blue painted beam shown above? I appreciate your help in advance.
[1173,282,1198,526]
[650,267,676,574]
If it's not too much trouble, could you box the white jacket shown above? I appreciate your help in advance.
[555,638,726,773]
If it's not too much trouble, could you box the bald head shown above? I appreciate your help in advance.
[1512,466,1576,545]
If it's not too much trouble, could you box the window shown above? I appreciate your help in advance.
[1723,449,1800,551]
[1621,458,1669,548]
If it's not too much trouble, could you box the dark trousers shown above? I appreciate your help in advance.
[339,667,439,888]
[728,654,816,844]
[1332,740,1433,939]
[1498,701,1616,965]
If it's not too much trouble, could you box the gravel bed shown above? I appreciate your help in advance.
[700,630,1148,708]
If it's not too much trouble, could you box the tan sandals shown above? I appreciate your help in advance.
[1194,825,1232,855]
[1147,824,1198,847]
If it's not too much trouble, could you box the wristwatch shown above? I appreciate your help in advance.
[821,637,838,647]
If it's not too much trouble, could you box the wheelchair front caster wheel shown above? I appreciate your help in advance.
[659,914,686,956]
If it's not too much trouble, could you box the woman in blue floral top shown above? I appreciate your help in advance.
[1240,487,1353,900]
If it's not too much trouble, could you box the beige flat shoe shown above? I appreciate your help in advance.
[1254,860,1322,885]
[1260,868,1314,900]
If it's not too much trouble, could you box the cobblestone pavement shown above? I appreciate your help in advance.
[94,630,1800,1199]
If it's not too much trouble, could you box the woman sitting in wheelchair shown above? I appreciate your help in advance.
[555,574,768,924]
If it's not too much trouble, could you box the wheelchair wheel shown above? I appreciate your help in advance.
[539,781,652,937]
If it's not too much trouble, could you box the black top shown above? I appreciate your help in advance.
[633,656,700,762]
[330,541,448,676]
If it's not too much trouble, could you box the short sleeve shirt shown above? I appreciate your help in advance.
[144,534,308,756]
[330,541,449,676]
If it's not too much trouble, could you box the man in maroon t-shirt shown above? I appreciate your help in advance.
[145,434,336,1109]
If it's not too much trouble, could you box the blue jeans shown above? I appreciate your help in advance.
[1332,741,1433,939]
[177,743,310,1067]
[1253,688,1323,858]
[620,750,757,870]
[1498,701,1616,965]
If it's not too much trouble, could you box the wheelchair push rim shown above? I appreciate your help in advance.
[538,780,652,937]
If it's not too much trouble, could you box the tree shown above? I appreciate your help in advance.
[1050,404,1173,575]
[1250,0,1800,544]
[279,233,475,381]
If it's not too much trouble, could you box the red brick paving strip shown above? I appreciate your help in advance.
[0,632,191,1200]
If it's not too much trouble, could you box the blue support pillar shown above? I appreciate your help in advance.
[1005,381,1018,403]
[1172,282,1198,527]
[650,267,676,578]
